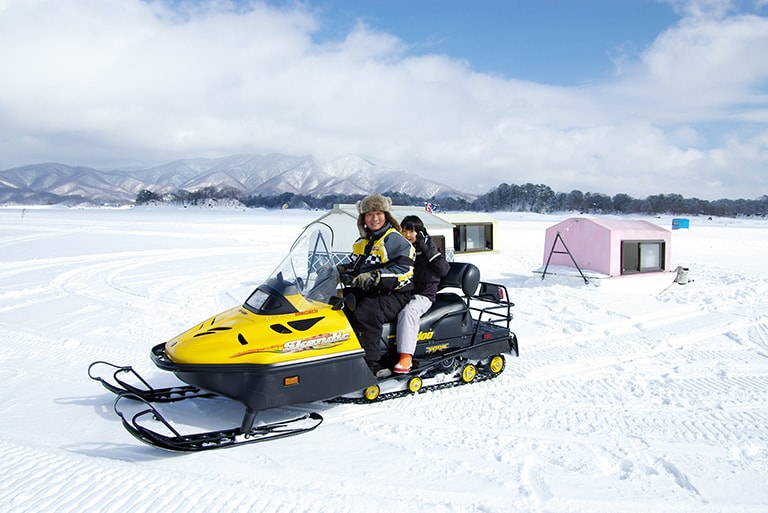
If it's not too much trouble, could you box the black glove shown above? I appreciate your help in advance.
[351,270,380,290]
[414,231,429,253]
[337,264,354,285]
[336,263,353,275]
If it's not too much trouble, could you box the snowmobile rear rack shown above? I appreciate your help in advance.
[470,281,516,349]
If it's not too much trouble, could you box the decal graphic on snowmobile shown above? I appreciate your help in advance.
[281,331,352,353]
[417,331,435,341]
[88,221,519,451]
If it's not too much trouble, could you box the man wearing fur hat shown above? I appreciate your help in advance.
[343,194,414,376]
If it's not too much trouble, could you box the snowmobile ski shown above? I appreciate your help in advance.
[113,393,323,452]
[88,360,215,402]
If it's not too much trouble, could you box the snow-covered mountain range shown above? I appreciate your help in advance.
[0,154,473,205]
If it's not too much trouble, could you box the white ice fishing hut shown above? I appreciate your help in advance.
[312,204,499,264]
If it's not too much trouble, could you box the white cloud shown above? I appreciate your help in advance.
[641,15,768,113]
[662,0,739,18]
[0,0,766,200]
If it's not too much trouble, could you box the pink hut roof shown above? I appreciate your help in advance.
[582,218,669,233]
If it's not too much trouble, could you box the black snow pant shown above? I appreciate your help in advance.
[348,291,412,364]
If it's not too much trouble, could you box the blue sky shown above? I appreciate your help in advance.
[0,0,767,200]
[304,0,680,85]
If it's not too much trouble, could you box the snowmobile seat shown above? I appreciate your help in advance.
[417,262,480,328]
[379,262,481,355]
[438,262,481,297]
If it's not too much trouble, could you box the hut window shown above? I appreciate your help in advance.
[621,240,665,274]
[453,223,493,253]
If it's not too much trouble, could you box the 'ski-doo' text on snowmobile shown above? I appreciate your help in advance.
[89,221,519,451]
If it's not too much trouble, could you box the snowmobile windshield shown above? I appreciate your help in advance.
[244,222,339,314]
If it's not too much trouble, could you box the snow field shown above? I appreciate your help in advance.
[0,206,767,513]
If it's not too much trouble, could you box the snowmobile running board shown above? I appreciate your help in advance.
[88,360,216,402]
[114,393,323,452]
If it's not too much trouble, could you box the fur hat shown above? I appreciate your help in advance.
[356,194,401,237]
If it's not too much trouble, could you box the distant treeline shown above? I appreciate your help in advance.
[135,183,768,217]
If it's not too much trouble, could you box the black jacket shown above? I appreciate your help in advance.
[412,235,451,301]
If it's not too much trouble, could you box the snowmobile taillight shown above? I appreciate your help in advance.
[284,375,300,386]
[478,283,505,302]
[482,333,493,340]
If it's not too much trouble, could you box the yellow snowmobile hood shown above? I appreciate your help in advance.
[165,295,362,366]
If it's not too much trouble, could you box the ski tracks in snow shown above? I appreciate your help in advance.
[337,275,768,511]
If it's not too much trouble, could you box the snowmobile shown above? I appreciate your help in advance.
[89,221,518,451]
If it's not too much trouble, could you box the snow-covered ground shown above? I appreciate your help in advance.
[1,205,767,513]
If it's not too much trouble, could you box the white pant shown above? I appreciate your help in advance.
[396,294,433,355]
